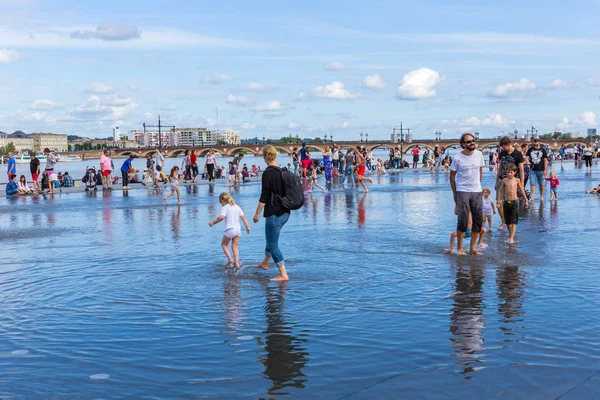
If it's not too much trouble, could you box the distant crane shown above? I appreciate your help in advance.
[143,115,175,150]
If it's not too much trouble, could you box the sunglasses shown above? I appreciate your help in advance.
[463,140,476,144]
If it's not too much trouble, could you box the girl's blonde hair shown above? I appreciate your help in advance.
[262,145,277,162]
[550,171,557,177]
[219,192,235,206]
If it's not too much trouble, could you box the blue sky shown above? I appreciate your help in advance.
[1,0,600,140]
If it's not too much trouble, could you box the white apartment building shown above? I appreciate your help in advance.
[130,129,178,147]
[223,130,241,145]
[174,127,222,146]
[113,127,121,142]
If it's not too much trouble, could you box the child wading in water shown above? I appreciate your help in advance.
[164,166,182,204]
[497,164,528,243]
[308,164,325,192]
[482,187,496,231]
[445,212,487,253]
[546,171,560,201]
[209,193,250,269]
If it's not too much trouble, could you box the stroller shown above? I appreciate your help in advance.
[82,166,98,191]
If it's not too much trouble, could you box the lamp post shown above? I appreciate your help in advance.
[366,133,369,142]
[513,128,518,140]
[263,136,266,144]
[360,132,364,142]
[324,134,328,143]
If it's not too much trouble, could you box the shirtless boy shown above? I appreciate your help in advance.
[497,163,529,243]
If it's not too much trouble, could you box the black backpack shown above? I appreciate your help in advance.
[271,166,304,210]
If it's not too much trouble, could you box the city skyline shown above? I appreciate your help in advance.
[1,0,600,140]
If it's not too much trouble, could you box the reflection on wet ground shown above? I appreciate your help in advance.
[0,163,599,398]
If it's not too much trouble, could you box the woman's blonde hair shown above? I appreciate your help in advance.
[262,145,277,162]
[219,192,235,206]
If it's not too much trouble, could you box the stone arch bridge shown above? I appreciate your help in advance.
[110,139,586,158]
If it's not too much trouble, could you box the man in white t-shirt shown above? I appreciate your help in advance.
[450,133,485,255]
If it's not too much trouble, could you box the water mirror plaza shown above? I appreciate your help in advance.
[1,160,599,399]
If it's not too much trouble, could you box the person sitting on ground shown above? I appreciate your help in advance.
[586,184,600,194]
[129,170,141,183]
[251,165,259,176]
[61,171,74,187]
[215,165,222,179]
[242,166,251,182]
[6,174,19,196]
[17,175,33,194]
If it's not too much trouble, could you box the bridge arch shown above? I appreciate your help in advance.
[196,148,225,157]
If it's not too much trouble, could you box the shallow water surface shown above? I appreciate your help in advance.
[0,162,599,398]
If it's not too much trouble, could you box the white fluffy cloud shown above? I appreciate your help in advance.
[71,21,140,41]
[396,67,441,100]
[29,99,61,110]
[557,117,570,131]
[256,100,286,117]
[325,61,347,70]
[293,92,307,101]
[461,116,481,127]
[287,122,303,130]
[248,82,270,91]
[363,74,386,90]
[490,78,536,98]
[0,49,20,64]
[85,83,113,93]
[226,94,249,104]
[577,111,596,126]
[314,81,361,100]
[67,95,138,121]
[202,74,231,84]
[545,79,570,89]
[461,113,511,128]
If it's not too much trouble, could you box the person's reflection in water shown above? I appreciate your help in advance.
[323,192,332,222]
[449,261,485,378]
[222,277,242,335]
[170,205,181,245]
[357,192,366,228]
[496,265,525,341]
[344,190,355,222]
[259,283,309,395]
[309,193,319,222]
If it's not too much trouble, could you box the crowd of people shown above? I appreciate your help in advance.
[4,137,600,279]
[447,135,571,255]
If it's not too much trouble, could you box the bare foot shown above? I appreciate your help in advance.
[508,239,517,244]
[255,263,269,271]
[363,189,369,193]
[444,247,454,254]
[470,249,483,255]
[178,202,183,205]
[270,275,289,282]
[234,263,241,269]
[456,249,467,256]
[163,198,167,204]
[498,224,506,231]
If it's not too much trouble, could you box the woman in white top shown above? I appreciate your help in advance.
[208,192,250,269]
[17,175,33,194]
[205,149,217,183]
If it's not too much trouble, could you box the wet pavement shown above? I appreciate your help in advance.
[0,162,599,398]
